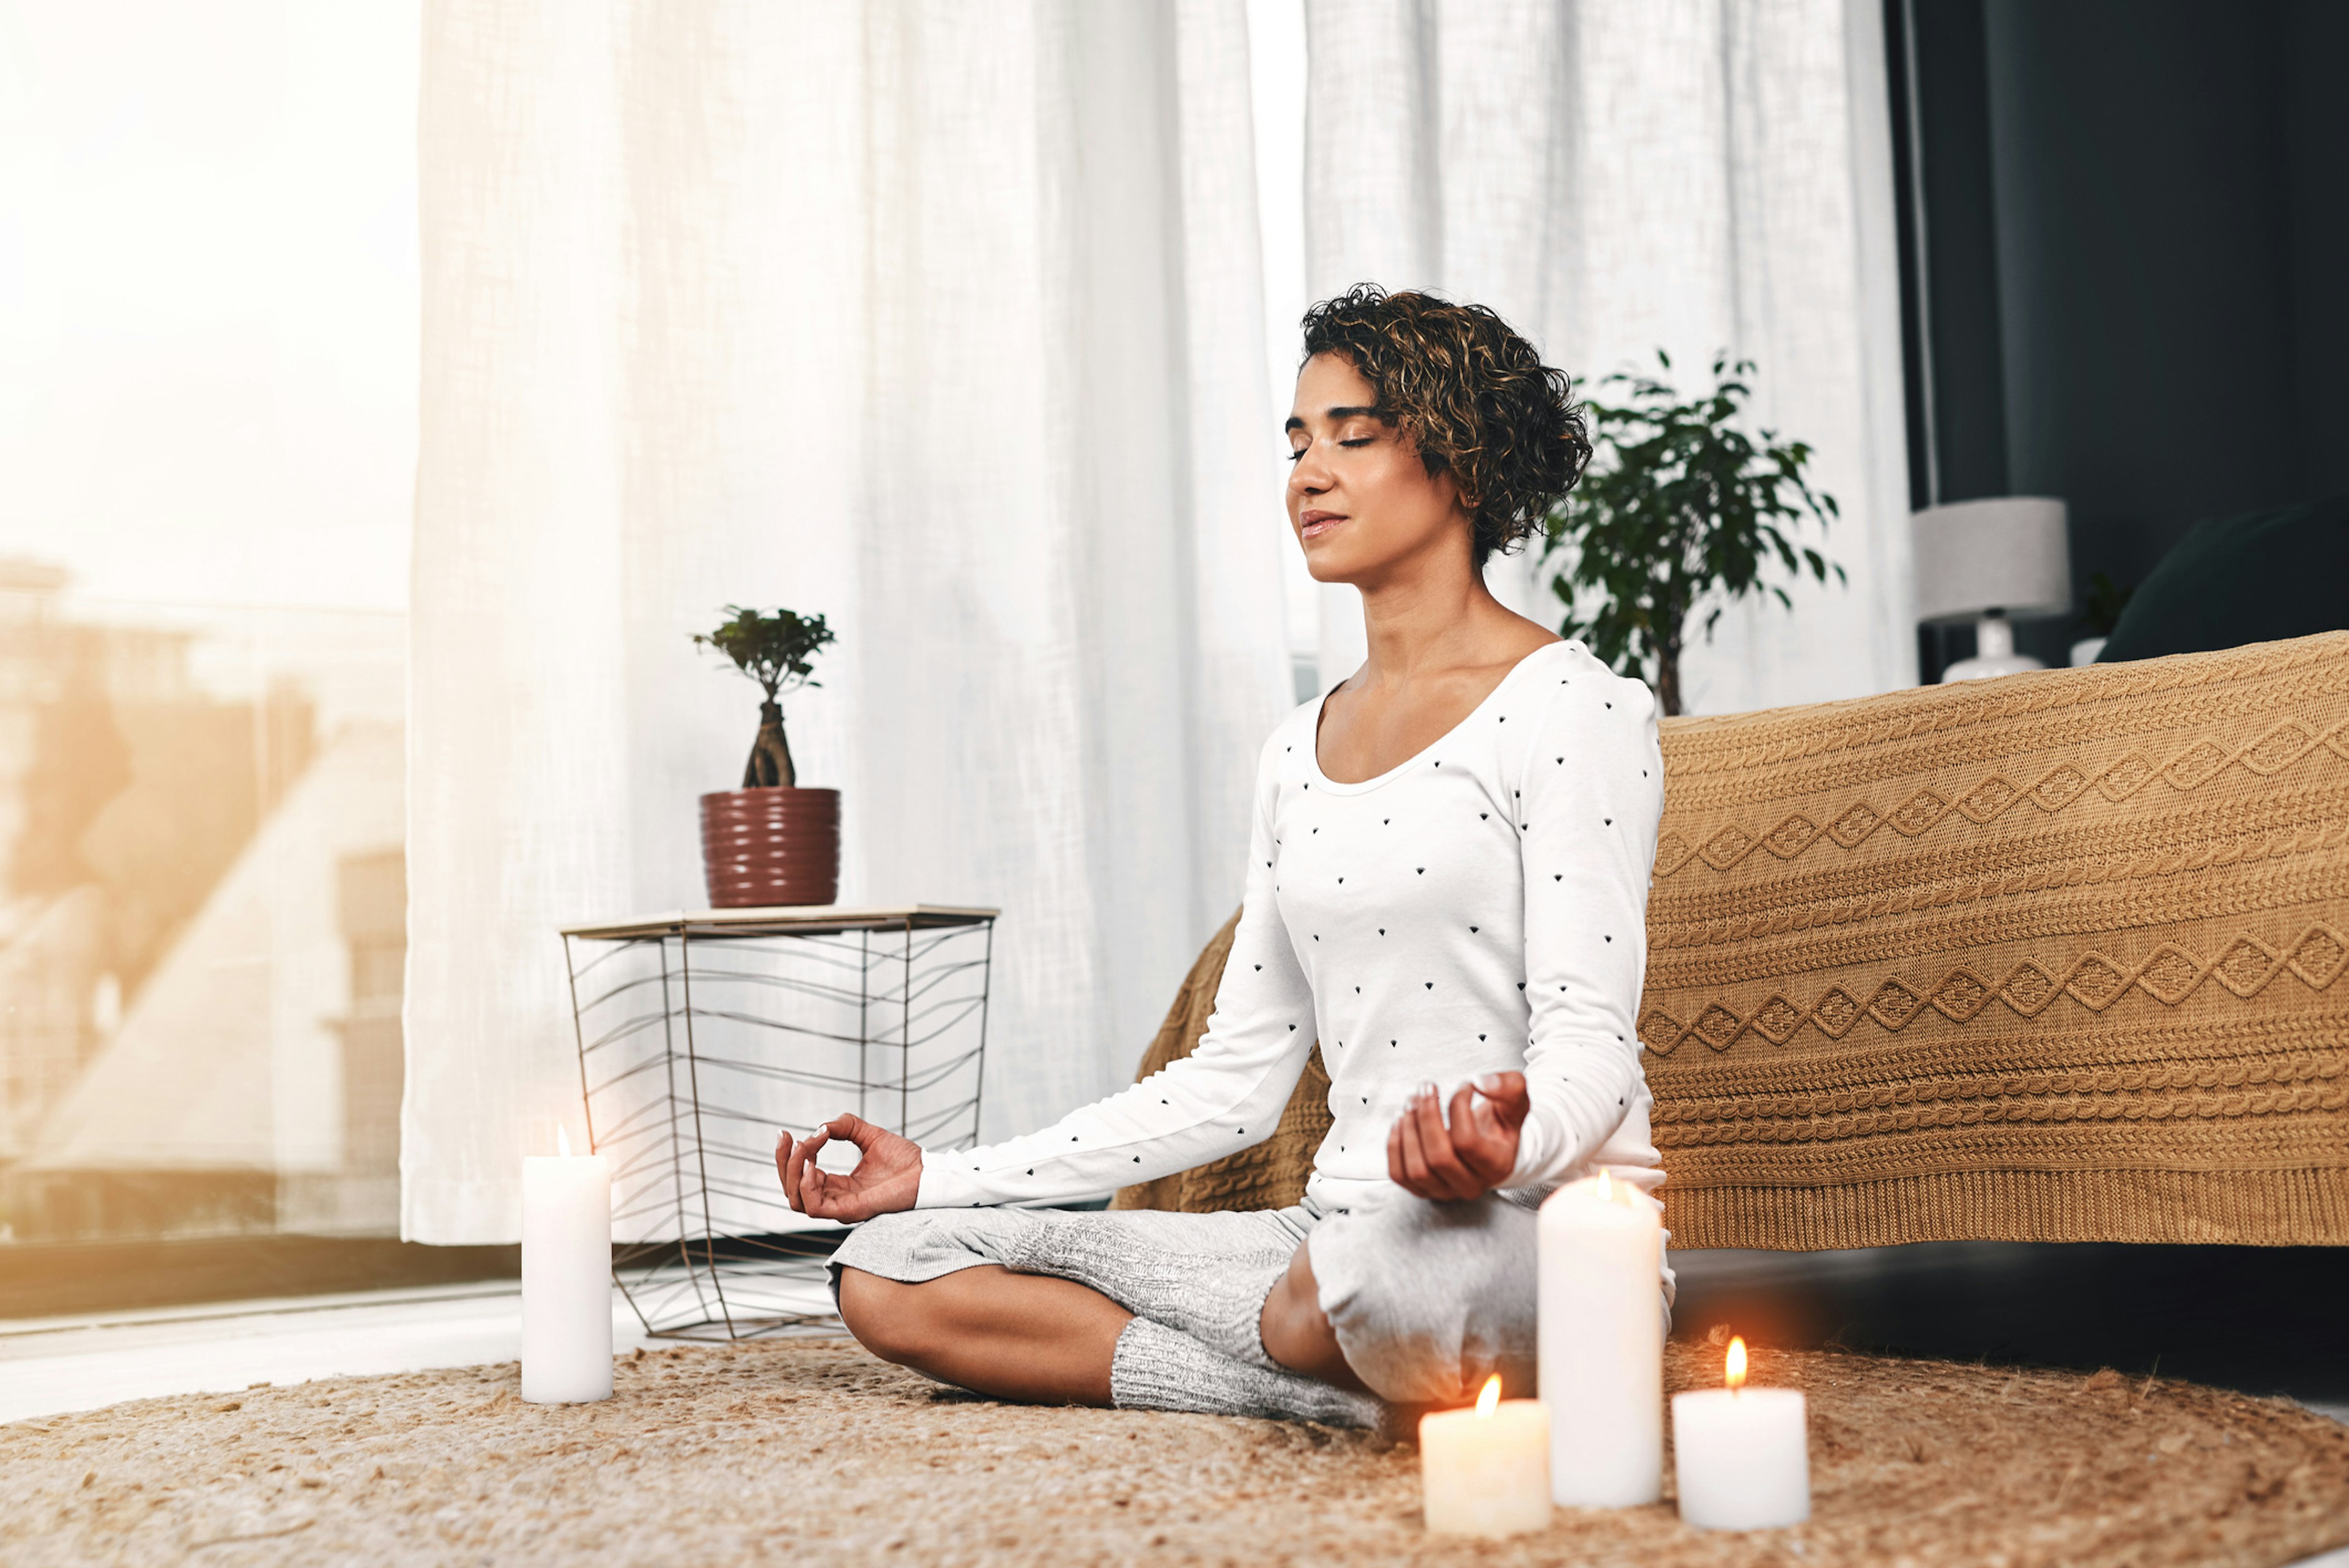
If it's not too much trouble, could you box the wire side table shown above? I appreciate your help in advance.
[560,904,998,1340]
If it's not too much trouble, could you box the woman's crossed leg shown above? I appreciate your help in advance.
[830,1194,1537,1414]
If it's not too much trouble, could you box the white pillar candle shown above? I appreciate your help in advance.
[522,1127,614,1405]
[1419,1375,1552,1537]
[1538,1171,1664,1507]
[1671,1337,1810,1529]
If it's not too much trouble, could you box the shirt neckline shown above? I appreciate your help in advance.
[1305,640,1570,796]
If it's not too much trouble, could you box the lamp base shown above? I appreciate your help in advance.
[1942,652,2047,682]
[1938,610,2046,683]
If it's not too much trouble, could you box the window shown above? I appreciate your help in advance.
[0,7,432,1287]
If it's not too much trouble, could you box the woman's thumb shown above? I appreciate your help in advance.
[1473,1071,1530,1117]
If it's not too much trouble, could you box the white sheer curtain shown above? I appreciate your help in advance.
[404,1,1291,1243]
[1302,0,1915,709]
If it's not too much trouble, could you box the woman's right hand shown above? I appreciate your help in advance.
[775,1114,923,1222]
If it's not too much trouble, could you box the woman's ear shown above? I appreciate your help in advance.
[1411,436,1469,515]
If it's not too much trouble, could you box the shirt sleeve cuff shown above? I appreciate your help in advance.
[1505,1111,1570,1191]
[912,1150,985,1211]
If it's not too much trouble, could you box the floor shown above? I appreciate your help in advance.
[1666,1241,2349,1425]
[3,1267,2343,1566]
[16,1336,2343,1568]
[0,1274,839,1427]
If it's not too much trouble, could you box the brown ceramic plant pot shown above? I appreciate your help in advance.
[700,787,840,907]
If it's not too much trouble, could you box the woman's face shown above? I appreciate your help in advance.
[1285,351,1471,585]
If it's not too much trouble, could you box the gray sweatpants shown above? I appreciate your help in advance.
[829,1190,1546,1404]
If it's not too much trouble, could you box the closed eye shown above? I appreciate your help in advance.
[1285,436,1378,463]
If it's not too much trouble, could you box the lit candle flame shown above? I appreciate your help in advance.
[557,1126,572,1158]
[1475,1373,1502,1418]
[1726,1336,1747,1392]
[1595,1170,1612,1202]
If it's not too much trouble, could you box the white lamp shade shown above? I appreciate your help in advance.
[1910,497,2073,624]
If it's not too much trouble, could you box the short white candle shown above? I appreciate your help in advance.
[1538,1172,1664,1507]
[1671,1337,1809,1529]
[522,1126,613,1405]
[1419,1375,1552,1537]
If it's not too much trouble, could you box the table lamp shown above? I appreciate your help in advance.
[1910,497,2073,681]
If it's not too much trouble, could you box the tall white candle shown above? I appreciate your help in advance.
[522,1127,613,1405]
[1419,1375,1551,1537]
[1538,1172,1663,1507]
[1671,1337,1810,1529]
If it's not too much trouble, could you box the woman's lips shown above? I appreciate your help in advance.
[1300,511,1347,541]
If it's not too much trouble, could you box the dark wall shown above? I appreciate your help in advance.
[2282,0,2349,500]
[1889,0,2010,509]
[1888,0,2349,676]
[1984,0,2306,589]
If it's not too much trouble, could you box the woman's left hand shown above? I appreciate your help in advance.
[1387,1072,1529,1201]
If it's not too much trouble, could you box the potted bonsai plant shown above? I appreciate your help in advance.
[1541,351,1843,716]
[692,605,839,908]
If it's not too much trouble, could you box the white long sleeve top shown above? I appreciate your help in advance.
[916,639,1668,1217]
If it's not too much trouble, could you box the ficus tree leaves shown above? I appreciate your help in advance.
[1541,351,1843,716]
[694,605,835,702]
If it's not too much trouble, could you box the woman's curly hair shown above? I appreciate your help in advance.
[1299,283,1590,567]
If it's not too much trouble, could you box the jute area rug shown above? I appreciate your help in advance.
[4,1339,2345,1567]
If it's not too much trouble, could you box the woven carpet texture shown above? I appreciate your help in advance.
[1118,634,2349,1249]
[4,1339,2345,1567]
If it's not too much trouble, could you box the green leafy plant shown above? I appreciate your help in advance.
[693,606,836,789]
[1542,351,1843,716]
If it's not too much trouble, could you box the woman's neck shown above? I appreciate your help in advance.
[1353,549,1526,689]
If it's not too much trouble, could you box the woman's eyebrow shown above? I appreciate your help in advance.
[1283,404,1383,433]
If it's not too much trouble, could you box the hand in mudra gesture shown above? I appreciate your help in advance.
[1388,1071,1530,1202]
[776,1114,922,1222]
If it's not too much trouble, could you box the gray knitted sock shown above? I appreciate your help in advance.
[1004,1214,1290,1369]
[1108,1317,1384,1430]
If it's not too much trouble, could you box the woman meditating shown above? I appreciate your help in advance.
[776,283,1668,1430]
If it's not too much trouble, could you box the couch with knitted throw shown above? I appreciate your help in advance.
[1115,632,2349,1250]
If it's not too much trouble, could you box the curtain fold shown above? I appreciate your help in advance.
[406,0,1290,1244]
[1303,0,1915,709]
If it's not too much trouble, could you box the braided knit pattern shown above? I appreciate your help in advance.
[1642,632,2349,1246]
[1118,633,2349,1247]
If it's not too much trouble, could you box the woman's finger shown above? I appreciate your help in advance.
[1474,1071,1532,1131]
[784,1128,829,1213]
[1412,1085,1479,1199]
[778,1131,803,1209]
[1449,1085,1513,1187]
[1445,1083,1484,1154]
[1396,1102,1436,1197]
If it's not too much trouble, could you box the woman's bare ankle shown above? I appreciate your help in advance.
[836,1267,933,1367]
[836,1265,1127,1406]
[1257,1244,1370,1392]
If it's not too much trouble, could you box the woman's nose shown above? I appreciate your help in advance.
[1288,444,1330,494]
